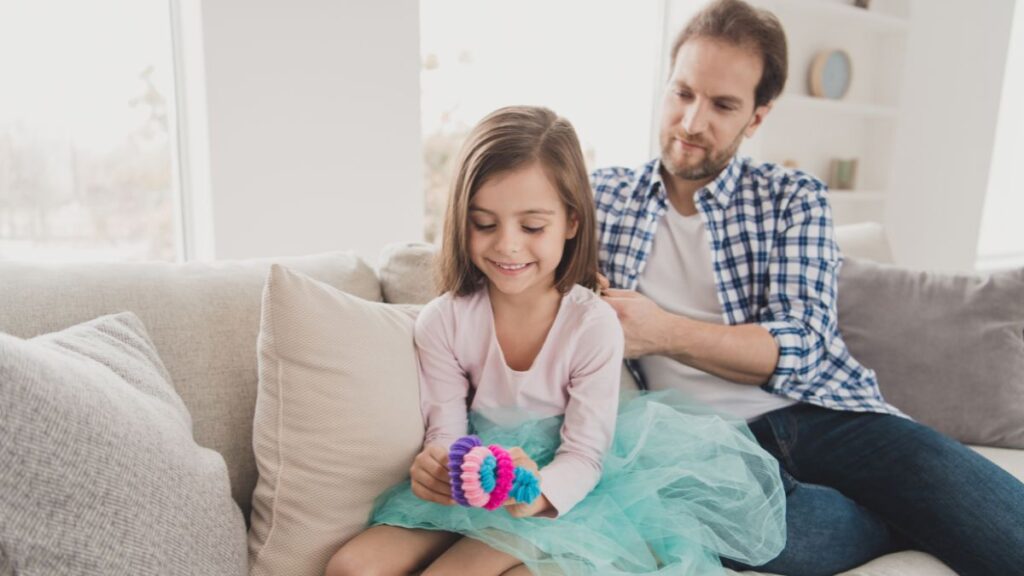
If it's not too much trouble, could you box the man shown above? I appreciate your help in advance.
[593,1,1024,574]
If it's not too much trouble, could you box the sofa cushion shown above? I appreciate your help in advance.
[0,252,381,520]
[248,265,424,576]
[838,258,1024,449]
[0,312,247,575]
[835,222,895,264]
[378,241,439,305]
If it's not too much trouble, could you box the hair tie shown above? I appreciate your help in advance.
[448,435,481,507]
[447,435,541,510]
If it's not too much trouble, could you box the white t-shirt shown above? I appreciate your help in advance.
[636,204,796,421]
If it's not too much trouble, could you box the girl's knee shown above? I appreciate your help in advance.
[324,546,391,576]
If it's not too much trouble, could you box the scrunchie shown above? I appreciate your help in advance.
[448,435,541,510]
[448,435,481,507]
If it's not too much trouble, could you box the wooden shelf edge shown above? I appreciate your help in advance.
[760,0,909,33]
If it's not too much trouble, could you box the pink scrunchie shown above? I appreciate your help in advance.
[460,446,492,508]
[484,444,515,511]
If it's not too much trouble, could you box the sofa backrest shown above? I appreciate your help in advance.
[0,252,381,520]
[835,221,894,264]
[0,225,892,521]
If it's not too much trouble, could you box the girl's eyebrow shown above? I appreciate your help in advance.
[468,207,556,216]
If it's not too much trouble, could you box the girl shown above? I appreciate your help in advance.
[326,106,785,575]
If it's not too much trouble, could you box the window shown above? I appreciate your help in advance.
[419,0,663,242]
[0,1,180,262]
[978,1,1024,270]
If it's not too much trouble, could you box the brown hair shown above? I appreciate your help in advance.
[669,0,788,107]
[437,106,598,296]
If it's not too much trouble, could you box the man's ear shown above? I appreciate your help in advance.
[744,102,773,138]
[565,212,579,239]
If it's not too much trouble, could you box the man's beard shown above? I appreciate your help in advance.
[661,129,745,181]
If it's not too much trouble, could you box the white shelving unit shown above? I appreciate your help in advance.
[740,0,911,226]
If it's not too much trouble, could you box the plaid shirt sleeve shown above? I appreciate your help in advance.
[756,178,845,395]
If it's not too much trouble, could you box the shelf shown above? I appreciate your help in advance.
[774,94,899,119]
[759,0,909,34]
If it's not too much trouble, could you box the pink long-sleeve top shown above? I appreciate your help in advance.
[415,284,624,516]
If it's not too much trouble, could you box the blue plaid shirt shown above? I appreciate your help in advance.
[592,156,899,415]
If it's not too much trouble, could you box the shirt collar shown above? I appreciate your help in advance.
[647,155,745,211]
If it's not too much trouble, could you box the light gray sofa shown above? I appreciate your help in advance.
[1,223,1021,576]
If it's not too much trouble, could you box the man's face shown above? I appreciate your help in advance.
[660,36,771,182]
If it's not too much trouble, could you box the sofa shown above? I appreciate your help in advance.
[1,222,1021,576]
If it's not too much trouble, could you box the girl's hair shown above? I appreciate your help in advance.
[438,106,598,296]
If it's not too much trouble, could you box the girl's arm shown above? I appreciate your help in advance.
[537,303,625,517]
[415,297,471,450]
[410,298,471,505]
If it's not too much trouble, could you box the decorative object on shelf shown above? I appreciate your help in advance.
[829,158,859,190]
[809,49,852,99]
[853,0,871,8]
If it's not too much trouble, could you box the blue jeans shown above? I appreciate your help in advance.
[722,403,1024,576]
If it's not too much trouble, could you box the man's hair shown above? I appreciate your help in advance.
[669,0,788,107]
[437,105,598,296]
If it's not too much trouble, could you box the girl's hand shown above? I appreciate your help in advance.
[507,446,539,475]
[409,444,453,505]
[504,447,552,518]
[505,493,552,518]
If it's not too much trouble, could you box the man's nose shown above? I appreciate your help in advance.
[681,100,709,135]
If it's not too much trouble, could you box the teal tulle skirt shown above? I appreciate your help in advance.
[370,391,786,575]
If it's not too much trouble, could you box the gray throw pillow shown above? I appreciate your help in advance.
[0,312,247,575]
[837,258,1024,449]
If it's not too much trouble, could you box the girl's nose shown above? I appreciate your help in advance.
[496,229,522,256]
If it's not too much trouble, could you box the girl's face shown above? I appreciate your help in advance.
[467,161,578,301]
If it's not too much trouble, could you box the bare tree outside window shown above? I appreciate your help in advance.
[0,1,179,262]
[419,0,662,243]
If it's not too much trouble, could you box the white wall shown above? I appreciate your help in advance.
[181,0,422,261]
[887,0,1015,272]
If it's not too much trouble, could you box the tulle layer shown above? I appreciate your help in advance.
[371,391,786,575]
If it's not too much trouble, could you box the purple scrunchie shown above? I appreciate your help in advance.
[448,435,482,506]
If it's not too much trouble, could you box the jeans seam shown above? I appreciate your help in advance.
[767,411,801,477]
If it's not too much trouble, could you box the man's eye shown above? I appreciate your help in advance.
[523,226,545,234]
[675,91,692,100]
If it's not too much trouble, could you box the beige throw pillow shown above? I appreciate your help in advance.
[248,265,424,576]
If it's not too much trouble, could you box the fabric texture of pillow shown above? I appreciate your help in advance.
[248,265,424,576]
[377,241,438,305]
[0,251,382,520]
[0,312,247,575]
[838,258,1024,448]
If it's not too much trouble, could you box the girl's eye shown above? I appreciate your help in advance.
[471,222,495,231]
[523,226,545,234]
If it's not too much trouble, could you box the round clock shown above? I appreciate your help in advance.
[809,49,852,100]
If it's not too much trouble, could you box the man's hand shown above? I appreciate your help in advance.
[601,288,676,358]
[409,444,453,505]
